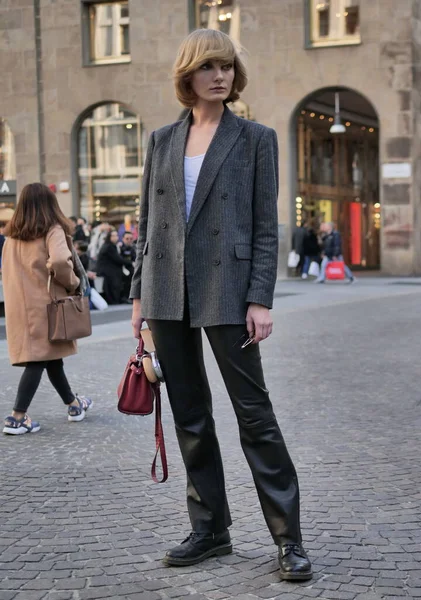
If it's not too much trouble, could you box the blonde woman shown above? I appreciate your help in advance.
[2,183,93,435]
[130,30,312,581]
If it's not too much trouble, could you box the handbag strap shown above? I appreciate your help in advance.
[151,384,168,483]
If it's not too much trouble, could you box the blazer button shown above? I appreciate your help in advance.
[156,252,163,259]
[162,221,168,229]
[213,259,221,266]
[221,193,228,199]
[212,228,219,235]
[157,188,164,195]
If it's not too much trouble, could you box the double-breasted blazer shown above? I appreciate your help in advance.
[130,106,279,327]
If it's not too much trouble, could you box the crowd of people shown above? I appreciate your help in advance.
[292,219,355,283]
[68,217,137,305]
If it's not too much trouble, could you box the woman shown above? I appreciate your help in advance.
[301,219,321,279]
[130,29,312,581]
[2,183,93,435]
[96,230,131,305]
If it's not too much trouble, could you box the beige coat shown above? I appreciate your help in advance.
[2,225,80,366]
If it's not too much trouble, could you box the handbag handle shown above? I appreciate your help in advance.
[151,384,168,483]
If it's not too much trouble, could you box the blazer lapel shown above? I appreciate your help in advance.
[187,106,243,235]
[170,111,192,226]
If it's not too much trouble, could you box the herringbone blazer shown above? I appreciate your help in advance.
[130,106,279,327]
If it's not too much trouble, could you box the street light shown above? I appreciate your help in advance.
[330,92,346,134]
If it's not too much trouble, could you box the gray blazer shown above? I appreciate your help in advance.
[130,105,279,327]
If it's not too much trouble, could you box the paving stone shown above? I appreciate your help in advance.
[1,285,421,600]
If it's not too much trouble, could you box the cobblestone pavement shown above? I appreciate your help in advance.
[1,279,420,600]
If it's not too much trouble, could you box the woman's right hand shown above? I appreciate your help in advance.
[131,299,142,339]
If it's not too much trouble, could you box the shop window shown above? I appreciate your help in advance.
[77,103,146,226]
[308,0,360,47]
[192,0,241,42]
[82,1,130,65]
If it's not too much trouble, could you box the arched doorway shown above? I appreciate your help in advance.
[75,102,146,231]
[292,88,380,270]
[0,118,17,221]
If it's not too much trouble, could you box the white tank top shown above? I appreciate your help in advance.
[184,154,205,221]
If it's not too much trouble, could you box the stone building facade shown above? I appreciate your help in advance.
[0,0,420,275]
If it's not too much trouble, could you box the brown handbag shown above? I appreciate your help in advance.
[117,336,168,483]
[47,276,92,342]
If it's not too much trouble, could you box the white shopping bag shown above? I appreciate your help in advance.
[94,276,104,294]
[288,251,300,268]
[309,261,320,277]
[90,287,108,311]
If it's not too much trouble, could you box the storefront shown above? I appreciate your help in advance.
[294,88,380,269]
[76,102,145,228]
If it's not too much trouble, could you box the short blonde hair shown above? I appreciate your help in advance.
[173,29,248,108]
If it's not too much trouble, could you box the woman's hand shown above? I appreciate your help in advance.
[132,299,142,339]
[246,303,273,344]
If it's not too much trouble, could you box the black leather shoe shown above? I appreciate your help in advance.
[278,543,312,581]
[163,530,232,566]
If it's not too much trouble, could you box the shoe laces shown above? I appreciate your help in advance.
[281,543,304,557]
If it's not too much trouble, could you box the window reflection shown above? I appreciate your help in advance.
[195,0,240,41]
[77,103,145,226]
[0,119,16,181]
[89,1,130,63]
[311,0,360,46]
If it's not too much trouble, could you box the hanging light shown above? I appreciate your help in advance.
[330,92,346,134]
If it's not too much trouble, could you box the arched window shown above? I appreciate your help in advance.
[77,103,146,228]
[0,118,17,220]
[0,119,16,182]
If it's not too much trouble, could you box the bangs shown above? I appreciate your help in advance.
[176,29,237,75]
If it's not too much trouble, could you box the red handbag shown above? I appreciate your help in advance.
[117,337,168,483]
[326,260,345,280]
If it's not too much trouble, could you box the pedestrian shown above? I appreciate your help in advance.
[1,183,93,435]
[316,222,355,283]
[118,231,136,303]
[130,29,312,581]
[97,230,131,305]
[301,219,321,279]
[291,220,307,276]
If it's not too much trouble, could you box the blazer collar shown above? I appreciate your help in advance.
[170,105,244,233]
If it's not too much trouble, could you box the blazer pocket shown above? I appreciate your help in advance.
[235,244,252,260]
[142,241,149,256]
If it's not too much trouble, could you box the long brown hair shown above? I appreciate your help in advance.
[4,183,73,241]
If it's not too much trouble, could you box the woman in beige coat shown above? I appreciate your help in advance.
[2,183,93,435]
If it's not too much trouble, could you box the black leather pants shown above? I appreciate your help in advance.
[148,317,302,545]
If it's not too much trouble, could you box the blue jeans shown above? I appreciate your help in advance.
[302,256,320,275]
[318,256,353,281]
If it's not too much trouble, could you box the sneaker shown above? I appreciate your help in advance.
[315,279,325,284]
[301,273,308,279]
[68,395,93,422]
[3,414,41,435]
[348,277,356,284]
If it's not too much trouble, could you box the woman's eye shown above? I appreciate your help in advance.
[200,62,211,70]
[222,63,233,70]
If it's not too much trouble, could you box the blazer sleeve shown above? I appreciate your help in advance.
[46,226,80,293]
[246,127,279,308]
[130,131,155,299]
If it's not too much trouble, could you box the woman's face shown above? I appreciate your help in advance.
[110,231,119,244]
[190,59,235,105]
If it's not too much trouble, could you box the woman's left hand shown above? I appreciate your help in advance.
[246,303,273,344]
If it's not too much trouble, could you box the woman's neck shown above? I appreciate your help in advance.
[191,101,225,127]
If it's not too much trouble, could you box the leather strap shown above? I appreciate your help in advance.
[151,384,168,483]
